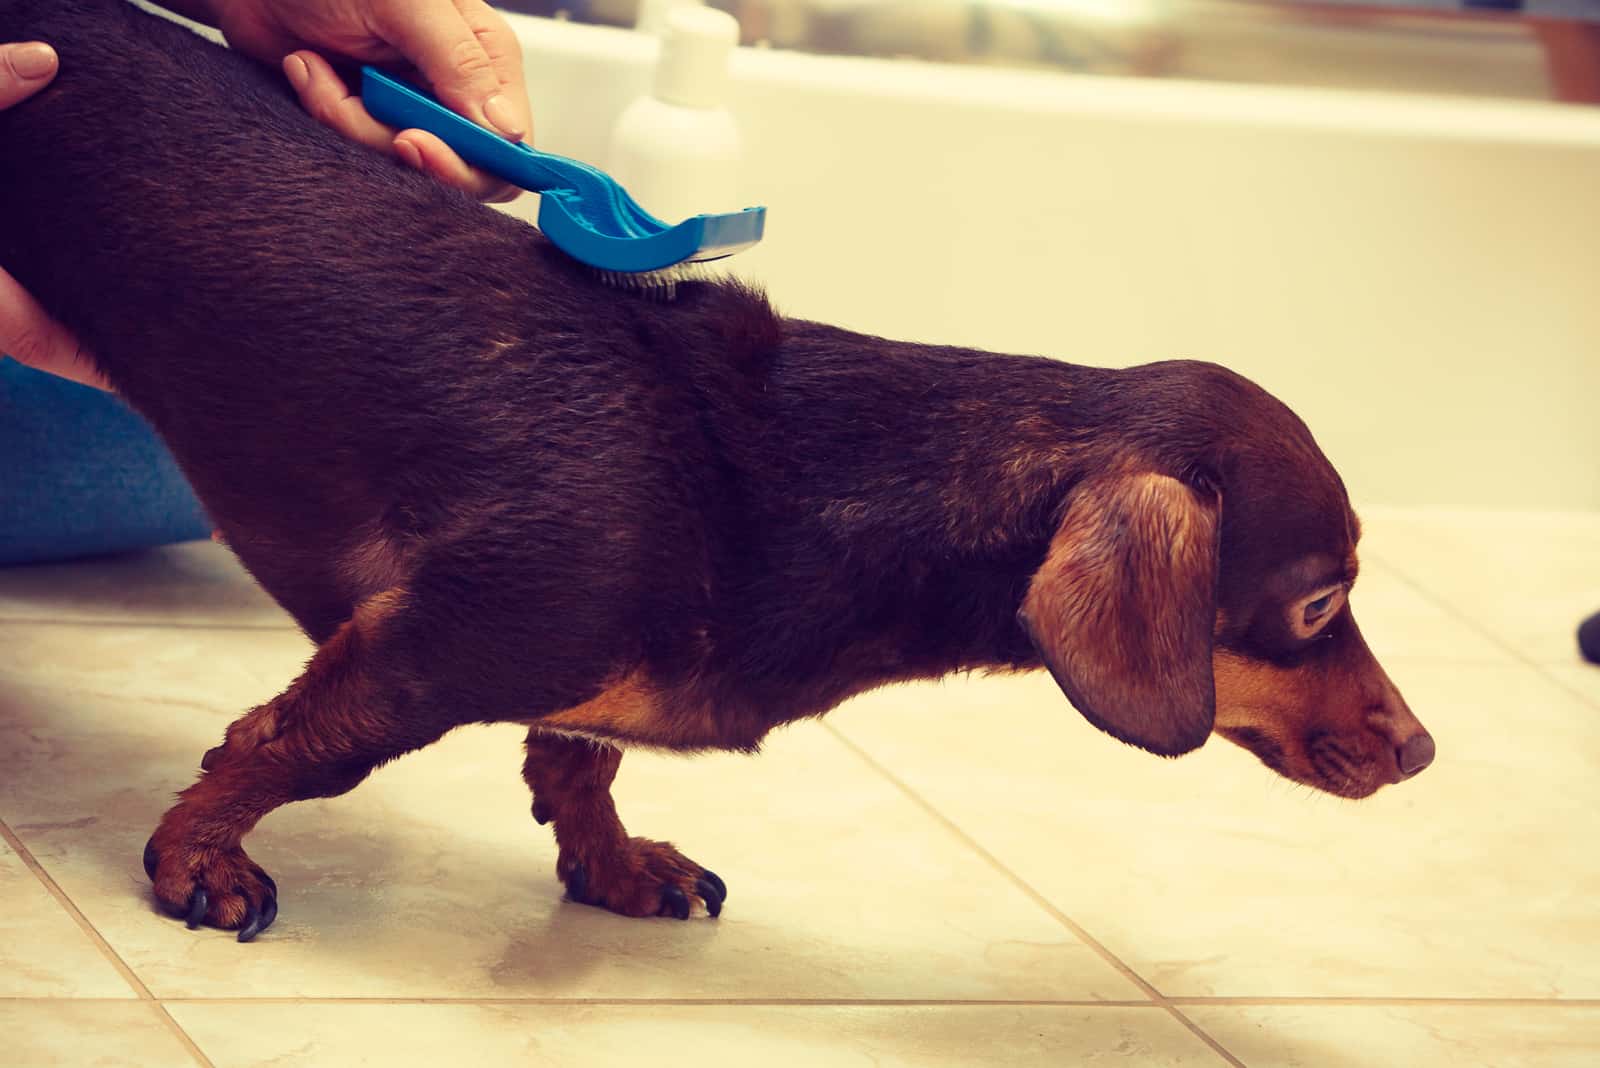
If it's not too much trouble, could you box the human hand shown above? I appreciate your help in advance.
[0,42,108,390]
[170,0,531,202]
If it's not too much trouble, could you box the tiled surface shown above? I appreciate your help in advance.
[0,623,1133,1004]
[0,541,287,629]
[1182,1005,1600,1068]
[166,1003,1226,1067]
[828,662,1600,999]
[1339,556,1512,664]
[5,1002,200,1068]
[0,838,134,998]
[1358,507,1600,665]
[1,507,1597,1066]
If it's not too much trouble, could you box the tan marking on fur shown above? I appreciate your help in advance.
[534,672,720,750]
[216,586,407,763]
[340,526,417,603]
[1211,650,1295,733]
[997,414,1071,483]
[942,413,1072,552]
[1212,644,1409,798]
[481,336,519,359]
[350,586,408,643]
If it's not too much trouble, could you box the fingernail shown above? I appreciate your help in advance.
[11,42,58,80]
[483,94,523,140]
[283,54,309,93]
[394,139,423,172]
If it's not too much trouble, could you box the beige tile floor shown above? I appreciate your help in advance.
[1,507,1597,1067]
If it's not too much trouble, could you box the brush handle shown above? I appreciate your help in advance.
[359,66,663,237]
[360,65,765,273]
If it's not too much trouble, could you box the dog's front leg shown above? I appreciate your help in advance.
[142,591,445,941]
[522,731,725,920]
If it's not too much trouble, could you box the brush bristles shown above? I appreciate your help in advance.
[589,262,709,302]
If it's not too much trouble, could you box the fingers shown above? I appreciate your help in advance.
[0,41,59,108]
[0,266,108,390]
[0,43,104,389]
[286,50,519,202]
[459,0,532,143]
[392,129,520,202]
[371,0,528,141]
[282,50,394,156]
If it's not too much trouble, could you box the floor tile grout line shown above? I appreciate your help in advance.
[818,725,1157,998]
[5,994,1599,1008]
[0,818,154,999]
[1168,996,1600,1008]
[821,722,1246,1068]
[162,998,1162,1008]
[0,818,215,1068]
[1534,669,1600,716]
[146,1003,218,1068]
[1362,548,1600,714]
[1359,548,1545,666]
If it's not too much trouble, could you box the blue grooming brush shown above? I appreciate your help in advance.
[361,66,765,299]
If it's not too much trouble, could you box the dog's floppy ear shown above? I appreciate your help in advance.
[1018,472,1221,757]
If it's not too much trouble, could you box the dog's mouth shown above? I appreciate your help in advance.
[1303,729,1387,798]
[1219,725,1390,799]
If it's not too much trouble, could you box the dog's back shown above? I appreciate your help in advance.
[0,0,776,655]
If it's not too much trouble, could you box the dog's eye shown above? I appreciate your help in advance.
[1292,584,1347,638]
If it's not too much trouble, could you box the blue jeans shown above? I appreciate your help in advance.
[0,358,210,565]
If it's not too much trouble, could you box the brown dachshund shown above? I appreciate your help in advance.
[0,0,1432,942]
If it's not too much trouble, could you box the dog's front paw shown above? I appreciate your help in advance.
[143,831,278,942]
[559,837,725,920]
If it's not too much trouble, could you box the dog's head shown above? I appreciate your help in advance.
[1016,366,1431,798]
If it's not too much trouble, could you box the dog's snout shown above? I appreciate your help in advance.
[1396,732,1435,777]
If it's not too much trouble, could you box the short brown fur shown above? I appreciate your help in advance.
[0,0,1430,938]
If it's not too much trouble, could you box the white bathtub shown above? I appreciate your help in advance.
[505,14,1600,512]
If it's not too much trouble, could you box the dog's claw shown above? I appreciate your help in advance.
[235,877,278,943]
[661,884,691,920]
[237,897,262,943]
[560,847,724,919]
[695,877,723,918]
[146,836,278,939]
[184,888,209,929]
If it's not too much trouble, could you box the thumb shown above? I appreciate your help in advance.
[0,41,60,109]
[373,1,524,141]
[0,266,107,391]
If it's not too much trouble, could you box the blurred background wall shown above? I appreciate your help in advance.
[497,5,1600,510]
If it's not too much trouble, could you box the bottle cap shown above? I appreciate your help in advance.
[654,6,739,110]
[635,0,703,37]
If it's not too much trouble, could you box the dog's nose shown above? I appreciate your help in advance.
[1397,732,1435,777]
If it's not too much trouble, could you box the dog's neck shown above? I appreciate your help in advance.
[683,315,1122,692]
[748,318,1114,554]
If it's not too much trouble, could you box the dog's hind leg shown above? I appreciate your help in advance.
[523,730,726,920]
[141,589,444,941]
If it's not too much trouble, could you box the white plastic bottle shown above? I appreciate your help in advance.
[606,6,743,226]
[634,0,703,36]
